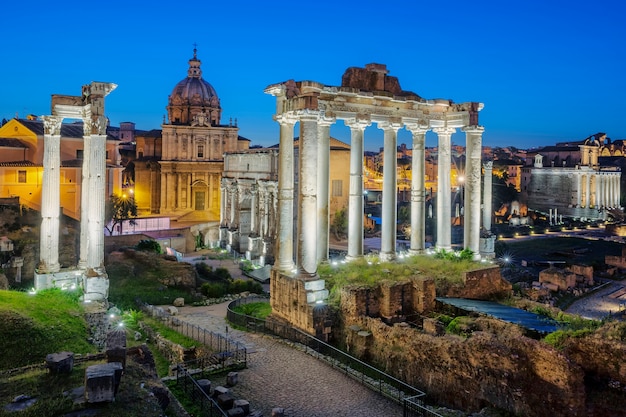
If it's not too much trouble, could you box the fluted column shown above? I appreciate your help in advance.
[86,116,107,268]
[596,174,603,208]
[576,172,582,207]
[379,120,402,262]
[250,183,258,236]
[434,127,455,251]
[585,173,591,207]
[297,111,319,277]
[276,114,296,272]
[229,182,237,227]
[220,179,227,226]
[463,126,484,258]
[40,115,63,273]
[406,124,428,254]
[78,127,91,268]
[617,175,622,207]
[482,161,493,232]
[316,116,334,263]
[345,118,370,260]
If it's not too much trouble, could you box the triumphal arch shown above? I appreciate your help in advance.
[265,63,487,338]
[36,81,117,301]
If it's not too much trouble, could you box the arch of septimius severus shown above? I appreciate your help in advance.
[265,63,489,339]
[35,81,117,301]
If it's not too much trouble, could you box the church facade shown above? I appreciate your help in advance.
[130,49,250,224]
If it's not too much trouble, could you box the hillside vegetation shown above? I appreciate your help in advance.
[0,288,96,369]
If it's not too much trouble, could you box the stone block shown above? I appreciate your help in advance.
[46,351,74,374]
[173,297,185,307]
[167,306,179,315]
[217,393,235,409]
[197,379,211,394]
[304,279,325,291]
[212,385,229,398]
[272,407,285,417]
[84,362,123,403]
[226,371,239,387]
[227,407,245,417]
[233,399,250,414]
[106,330,127,368]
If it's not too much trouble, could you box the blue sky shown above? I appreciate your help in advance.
[1,0,624,152]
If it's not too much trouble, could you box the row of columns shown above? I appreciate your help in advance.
[220,179,277,239]
[40,115,108,273]
[274,109,486,278]
[576,171,621,208]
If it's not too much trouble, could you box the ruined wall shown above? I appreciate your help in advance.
[540,268,577,291]
[444,266,512,299]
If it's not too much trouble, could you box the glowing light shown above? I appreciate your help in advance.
[118,322,124,327]
[110,314,115,319]
[28,288,36,295]
[315,300,324,304]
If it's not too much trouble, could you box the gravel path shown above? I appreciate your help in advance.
[175,303,405,417]
[565,279,626,320]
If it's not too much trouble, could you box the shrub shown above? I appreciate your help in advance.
[136,239,162,254]
[201,282,227,298]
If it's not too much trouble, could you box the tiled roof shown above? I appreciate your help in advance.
[0,138,28,148]
[0,160,40,167]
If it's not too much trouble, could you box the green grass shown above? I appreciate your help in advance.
[318,255,479,304]
[142,317,199,349]
[232,301,272,319]
[0,288,97,369]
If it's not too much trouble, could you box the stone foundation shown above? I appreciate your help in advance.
[269,269,331,340]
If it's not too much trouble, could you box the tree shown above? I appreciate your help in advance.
[330,208,348,240]
[104,193,138,235]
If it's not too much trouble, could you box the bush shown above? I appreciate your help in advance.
[201,282,227,298]
[195,263,232,282]
[136,239,162,254]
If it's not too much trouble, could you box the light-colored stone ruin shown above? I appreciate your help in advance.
[35,81,117,301]
[265,63,493,338]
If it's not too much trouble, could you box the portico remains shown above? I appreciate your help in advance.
[265,64,486,338]
[36,82,117,301]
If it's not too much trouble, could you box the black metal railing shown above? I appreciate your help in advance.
[140,303,247,370]
[226,296,443,417]
[175,364,228,417]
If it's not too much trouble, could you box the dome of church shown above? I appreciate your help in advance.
[166,48,222,126]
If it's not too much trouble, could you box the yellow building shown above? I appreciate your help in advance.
[0,118,123,219]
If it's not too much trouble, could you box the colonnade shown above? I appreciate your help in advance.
[576,170,621,208]
[271,110,485,278]
[39,82,116,273]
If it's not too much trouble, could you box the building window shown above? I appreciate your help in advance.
[197,145,204,158]
[76,149,84,160]
[332,180,343,197]
[17,170,26,183]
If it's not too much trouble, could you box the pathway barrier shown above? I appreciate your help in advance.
[226,296,443,417]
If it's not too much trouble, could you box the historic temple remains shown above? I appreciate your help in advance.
[265,63,490,338]
[35,82,117,301]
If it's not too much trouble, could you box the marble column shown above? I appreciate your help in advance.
[463,126,484,258]
[78,129,91,269]
[585,173,591,207]
[406,124,427,254]
[229,182,237,227]
[316,117,333,264]
[379,121,402,262]
[87,122,107,268]
[220,179,227,226]
[596,174,603,208]
[276,115,296,272]
[297,111,319,277]
[434,127,455,251]
[40,115,63,273]
[345,118,370,260]
[482,161,493,232]
[250,183,258,236]
[577,172,582,207]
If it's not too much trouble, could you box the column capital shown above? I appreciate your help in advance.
[404,123,429,135]
[377,120,403,132]
[275,113,298,126]
[344,117,371,131]
[295,109,321,122]
[432,127,456,136]
[41,115,63,135]
[483,160,493,170]
[317,114,335,127]
[462,125,485,134]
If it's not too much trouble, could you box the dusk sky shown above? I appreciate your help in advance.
[1,0,624,152]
